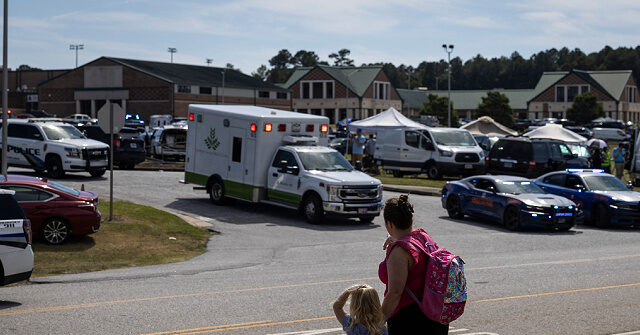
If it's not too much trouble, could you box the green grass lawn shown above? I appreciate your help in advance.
[31,201,210,277]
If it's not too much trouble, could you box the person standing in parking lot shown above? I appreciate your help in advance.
[601,147,611,174]
[352,129,366,167]
[613,142,626,179]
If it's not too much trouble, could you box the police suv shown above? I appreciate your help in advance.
[0,119,109,178]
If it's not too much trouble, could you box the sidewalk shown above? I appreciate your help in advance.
[383,184,441,197]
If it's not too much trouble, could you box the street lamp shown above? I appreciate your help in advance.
[168,47,177,63]
[69,44,84,68]
[1,0,8,178]
[442,44,454,127]
[206,58,212,66]
[221,69,226,104]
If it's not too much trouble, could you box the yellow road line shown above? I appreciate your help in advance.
[142,320,274,335]
[3,254,640,317]
[142,317,335,335]
[471,282,640,303]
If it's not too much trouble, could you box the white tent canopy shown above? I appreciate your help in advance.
[347,107,428,132]
[460,116,517,136]
[523,123,587,143]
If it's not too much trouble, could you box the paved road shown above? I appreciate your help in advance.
[1,169,640,335]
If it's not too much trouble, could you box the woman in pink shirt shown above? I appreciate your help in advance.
[379,195,449,334]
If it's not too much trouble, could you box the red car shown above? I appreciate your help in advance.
[0,175,101,244]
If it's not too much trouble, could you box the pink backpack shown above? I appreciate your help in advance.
[405,236,467,324]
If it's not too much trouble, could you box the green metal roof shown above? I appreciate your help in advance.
[107,57,288,92]
[584,70,632,99]
[532,72,568,97]
[282,65,383,97]
[398,89,533,110]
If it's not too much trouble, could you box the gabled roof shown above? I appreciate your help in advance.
[397,88,533,110]
[584,70,632,99]
[107,57,288,91]
[282,65,383,97]
[527,69,633,103]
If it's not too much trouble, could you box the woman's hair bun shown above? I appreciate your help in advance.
[398,194,414,215]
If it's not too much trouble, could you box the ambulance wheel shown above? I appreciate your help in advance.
[90,169,106,177]
[46,155,65,179]
[209,179,227,205]
[592,203,610,228]
[503,206,521,231]
[302,194,324,224]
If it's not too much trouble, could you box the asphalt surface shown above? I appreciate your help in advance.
[1,168,640,335]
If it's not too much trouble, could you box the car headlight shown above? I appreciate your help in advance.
[439,149,453,157]
[65,147,82,158]
[610,201,634,210]
[525,204,546,212]
[478,151,485,159]
[377,184,384,200]
[327,185,341,202]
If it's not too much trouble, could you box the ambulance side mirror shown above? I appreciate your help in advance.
[278,160,288,173]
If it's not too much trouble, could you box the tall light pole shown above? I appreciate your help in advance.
[221,69,225,104]
[69,44,84,68]
[1,0,8,178]
[442,44,454,127]
[168,47,177,63]
[206,58,212,66]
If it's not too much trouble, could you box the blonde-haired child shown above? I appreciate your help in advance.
[333,284,388,335]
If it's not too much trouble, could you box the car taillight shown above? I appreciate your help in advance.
[23,219,32,245]
[528,160,536,169]
[485,155,490,164]
[113,138,120,148]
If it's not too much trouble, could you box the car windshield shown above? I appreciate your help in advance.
[497,181,545,194]
[567,144,590,158]
[48,181,80,196]
[297,151,353,171]
[583,175,629,192]
[42,125,85,140]
[429,130,476,147]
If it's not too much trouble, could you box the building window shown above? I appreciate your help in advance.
[567,86,579,102]
[556,86,564,102]
[556,85,589,102]
[276,92,288,99]
[178,85,191,93]
[374,81,390,100]
[581,85,589,94]
[258,91,270,98]
[300,80,335,99]
[199,87,212,94]
[627,86,637,103]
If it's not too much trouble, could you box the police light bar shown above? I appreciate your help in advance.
[566,168,603,173]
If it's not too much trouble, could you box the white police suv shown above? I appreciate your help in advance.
[0,119,109,178]
[0,189,33,286]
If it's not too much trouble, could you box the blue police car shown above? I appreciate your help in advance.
[534,169,639,228]
[441,175,579,231]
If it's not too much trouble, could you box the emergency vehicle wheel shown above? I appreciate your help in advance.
[209,179,227,205]
[592,203,610,228]
[503,206,521,231]
[303,194,324,224]
[446,195,464,219]
[46,155,65,179]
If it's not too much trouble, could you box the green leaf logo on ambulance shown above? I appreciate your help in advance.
[204,128,221,150]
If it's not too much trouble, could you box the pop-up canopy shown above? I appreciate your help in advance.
[523,123,587,143]
[461,116,517,136]
[347,107,427,132]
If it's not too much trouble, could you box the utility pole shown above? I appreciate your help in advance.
[1,0,7,178]
[221,69,225,104]
[442,44,454,127]
[69,44,84,68]
[168,47,177,63]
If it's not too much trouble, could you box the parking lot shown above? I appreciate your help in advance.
[1,168,639,334]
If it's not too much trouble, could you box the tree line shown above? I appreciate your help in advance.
[255,46,640,91]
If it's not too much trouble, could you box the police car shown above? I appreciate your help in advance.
[442,175,579,231]
[0,119,109,178]
[534,169,640,228]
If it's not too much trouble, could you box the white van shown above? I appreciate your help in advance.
[592,127,630,141]
[0,189,33,286]
[375,127,485,179]
[0,119,110,178]
[184,105,383,224]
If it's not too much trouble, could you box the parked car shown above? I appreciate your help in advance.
[150,124,187,160]
[76,125,146,169]
[473,134,501,155]
[592,127,630,141]
[124,113,145,128]
[441,175,579,231]
[0,188,33,285]
[0,175,101,244]
[565,126,593,139]
[62,113,97,124]
[329,137,351,155]
[591,120,625,129]
[535,169,639,227]
[487,137,590,178]
[512,119,533,132]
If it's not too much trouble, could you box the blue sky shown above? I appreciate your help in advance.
[5,0,640,74]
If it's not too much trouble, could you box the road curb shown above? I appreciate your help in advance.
[383,185,441,197]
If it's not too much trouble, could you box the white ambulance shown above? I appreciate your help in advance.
[184,105,384,224]
[0,119,109,178]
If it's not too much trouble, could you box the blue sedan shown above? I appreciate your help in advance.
[534,169,640,228]
[441,175,579,231]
